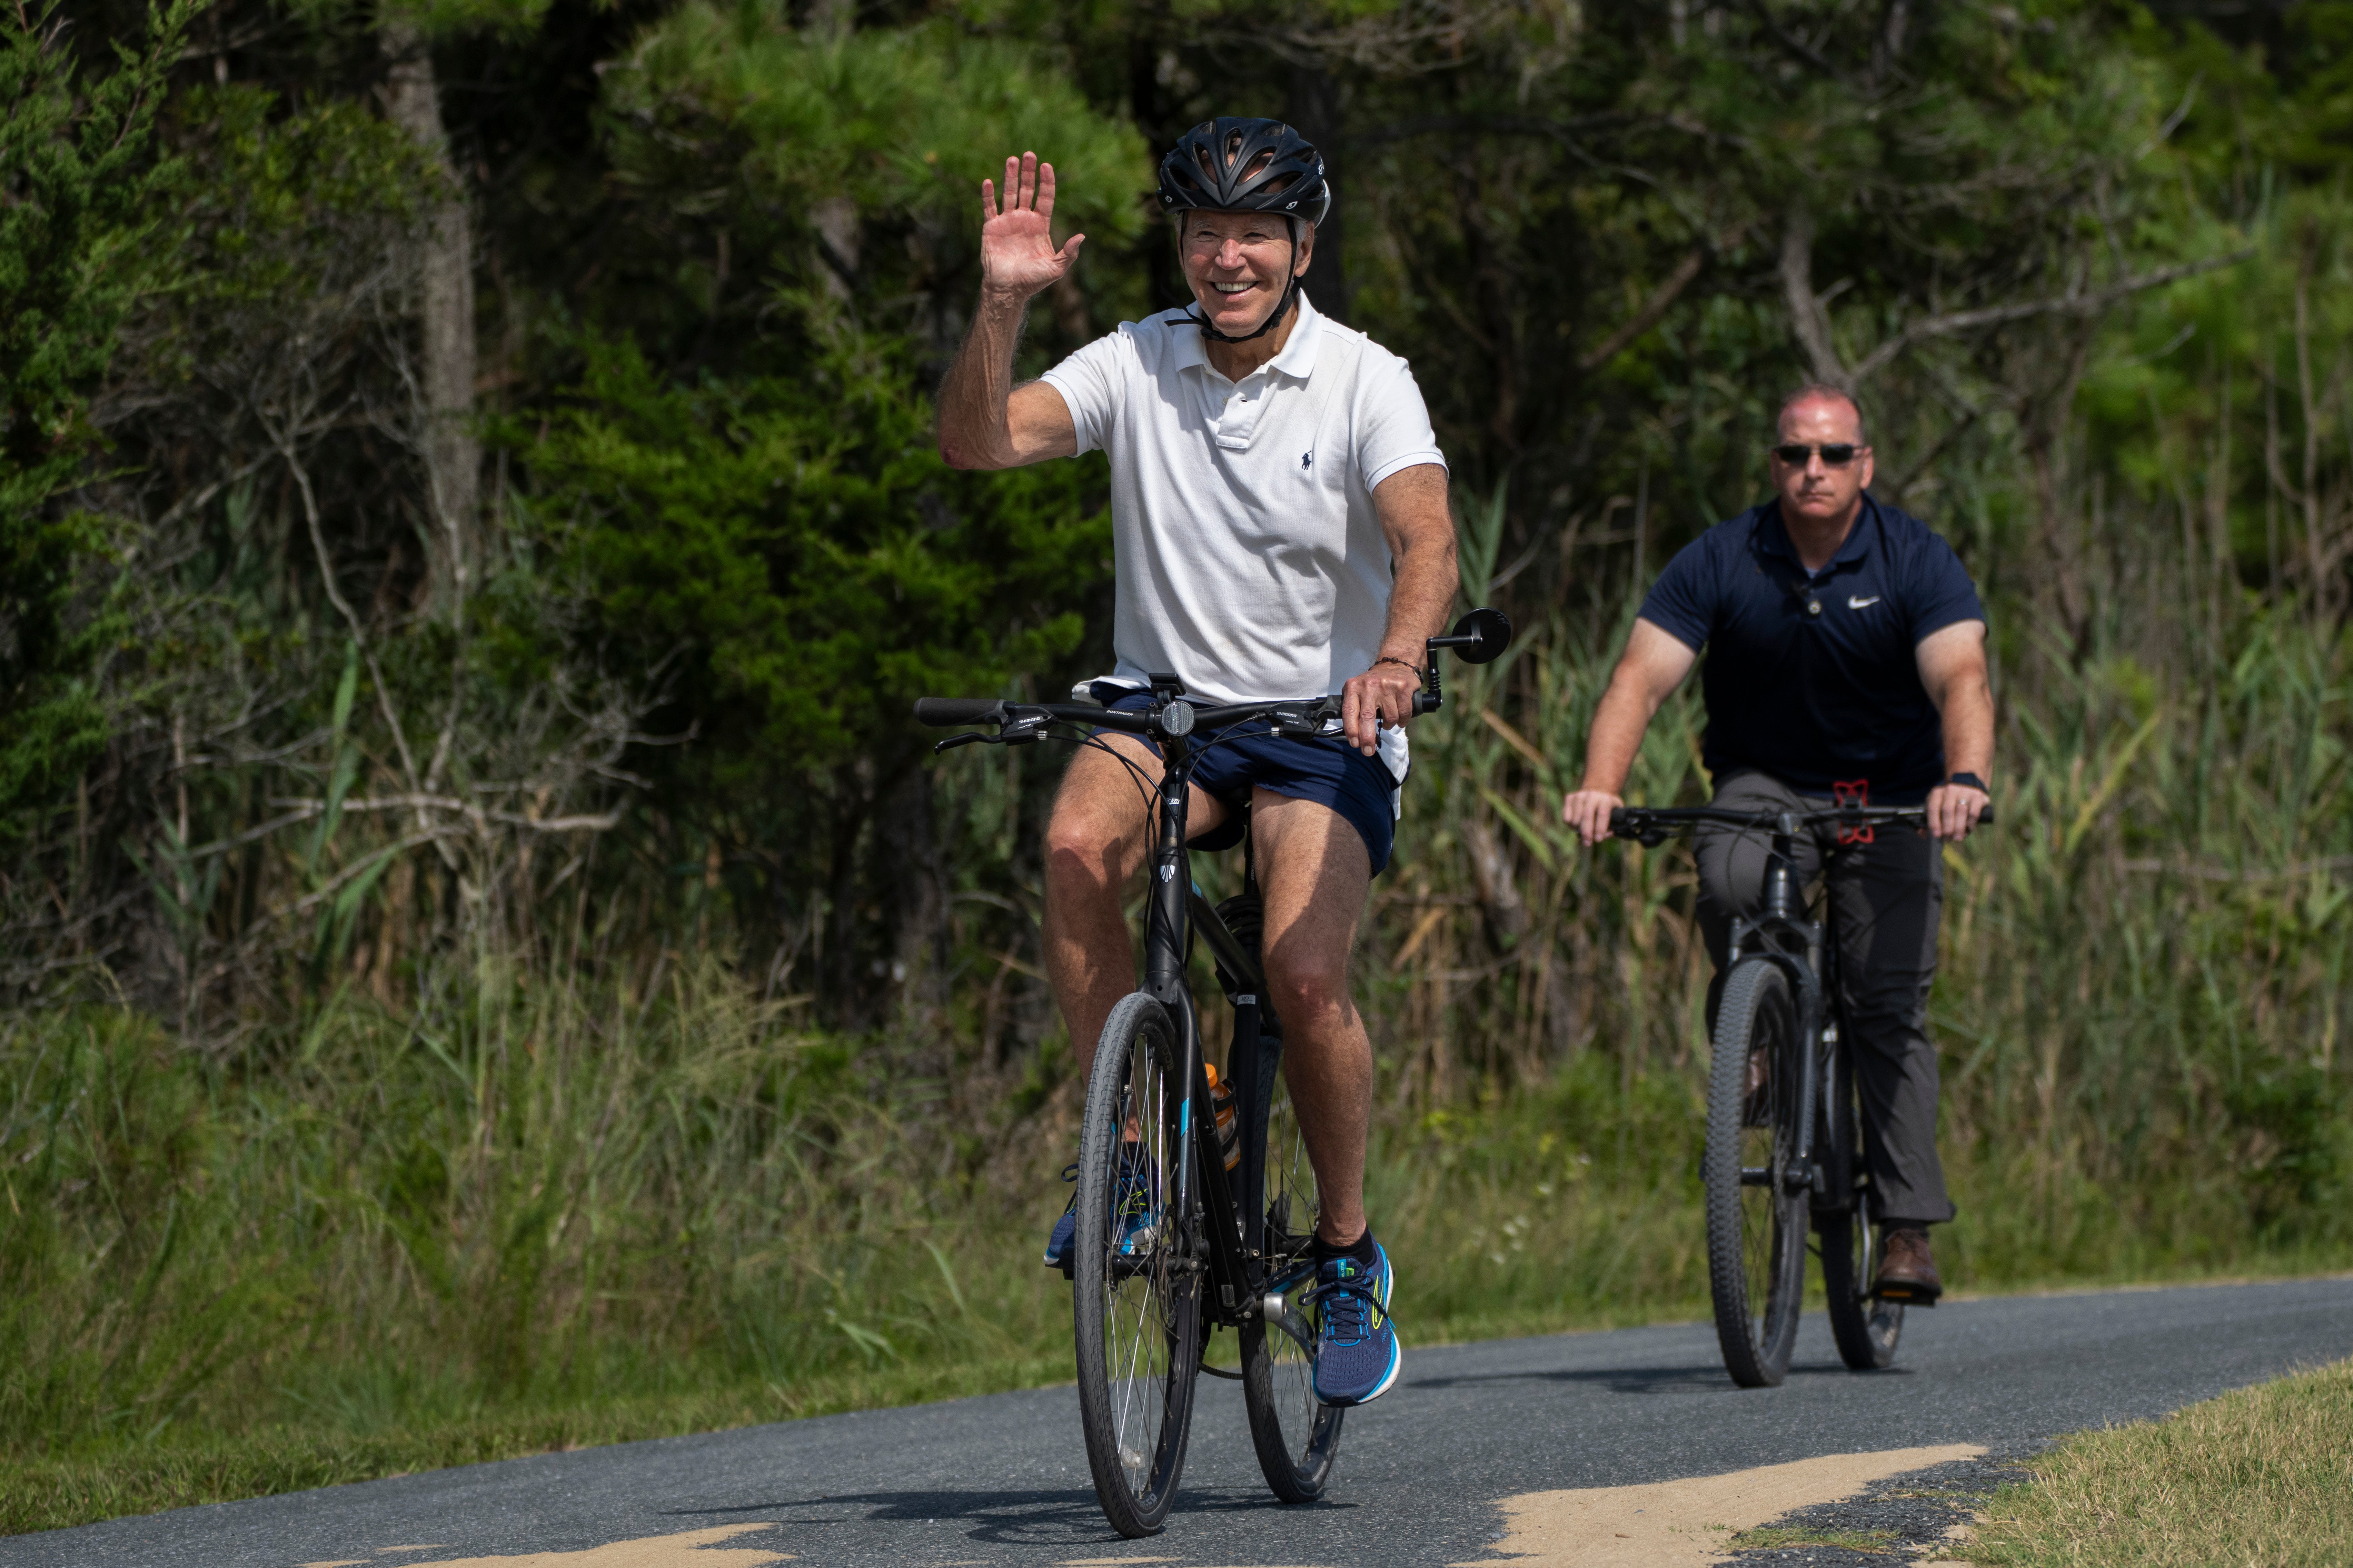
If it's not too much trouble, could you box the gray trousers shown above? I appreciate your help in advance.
[1694,771,1956,1227]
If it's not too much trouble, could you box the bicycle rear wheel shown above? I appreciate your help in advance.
[1812,1023,1899,1369]
[1073,992,1201,1537]
[1237,1009,1343,1501]
[1704,958,1807,1387]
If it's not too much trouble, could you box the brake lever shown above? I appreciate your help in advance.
[932,731,992,755]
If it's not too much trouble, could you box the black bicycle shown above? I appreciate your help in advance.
[915,609,1510,1536]
[1606,799,1989,1388]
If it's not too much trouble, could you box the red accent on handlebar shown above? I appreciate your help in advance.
[1831,779,1874,846]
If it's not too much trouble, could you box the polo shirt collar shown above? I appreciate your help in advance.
[1170,289,1326,381]
[1757,493,1880,570]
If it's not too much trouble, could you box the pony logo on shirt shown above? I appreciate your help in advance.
[1301,450,1314,471]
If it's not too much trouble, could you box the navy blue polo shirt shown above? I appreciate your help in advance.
[1638,495,1984,803]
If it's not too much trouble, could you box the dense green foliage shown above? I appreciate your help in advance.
[1,0,2350,1528]
[0,0,191,831]
[524,330,1101,773]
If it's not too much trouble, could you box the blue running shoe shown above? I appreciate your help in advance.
[1043,1156,1156,1273]
[1307,1238,1400,1407]
[1043,1163,1081,1272]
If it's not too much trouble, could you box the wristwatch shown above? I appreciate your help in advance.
[1944,771,1988,793]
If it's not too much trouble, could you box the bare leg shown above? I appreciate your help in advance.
[1041,735,1230,1078]
[1251,789,1374,1247]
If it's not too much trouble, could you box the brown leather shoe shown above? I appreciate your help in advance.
[1873,1226,1943,1304]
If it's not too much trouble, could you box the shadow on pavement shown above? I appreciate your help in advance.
[657,1485,1315,1547]
[1409,1360,1907,1395]
[1409,1364,1728,1395]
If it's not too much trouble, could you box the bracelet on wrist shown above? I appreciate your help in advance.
[1374,655,1425,680]
[1945,771,1988,794]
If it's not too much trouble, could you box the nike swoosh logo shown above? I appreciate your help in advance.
[1848,595,1881,609]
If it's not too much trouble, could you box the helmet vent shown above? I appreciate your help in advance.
[1156,117,1331,231]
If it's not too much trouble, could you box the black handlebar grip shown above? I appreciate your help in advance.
[1412,691,1438,716]
[912,698,1004,728]
[1977,804,1995,826]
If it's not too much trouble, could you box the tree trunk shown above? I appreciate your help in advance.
[380,21,479,618]
[823,763,871,1029]
[886,762,951,1027]
[1286,62,1346,323]
[1779,204,1849,388]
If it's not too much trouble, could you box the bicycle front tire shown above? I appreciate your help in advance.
[1704,958,1808,1387]
[1073,992,1202,1537]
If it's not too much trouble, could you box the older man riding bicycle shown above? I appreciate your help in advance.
[936,119,1457,1406]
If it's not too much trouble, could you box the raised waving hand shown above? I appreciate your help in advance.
[981,152,1085,297]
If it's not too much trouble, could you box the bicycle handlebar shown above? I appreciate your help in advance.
[1607,800,1993,846]
[917,609,1511,744]
[911,693,1345,744]
[911,697,1008,727]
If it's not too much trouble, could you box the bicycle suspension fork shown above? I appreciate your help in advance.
[1748,814,1830,1196]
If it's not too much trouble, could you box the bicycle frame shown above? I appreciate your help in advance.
[1720,812,1836,1206]
[1612,799,1991,1209]
[920,687,1342,1339]
[913,608,1516,1353]
[1141,726,1314,1340]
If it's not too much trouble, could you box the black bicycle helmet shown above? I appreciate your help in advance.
[1158,119,1329,342]
[1156,118,1331,229]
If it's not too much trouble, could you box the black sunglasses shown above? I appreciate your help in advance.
[1771,442,1863,466]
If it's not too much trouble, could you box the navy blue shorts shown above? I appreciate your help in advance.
[1097,691,1400,875]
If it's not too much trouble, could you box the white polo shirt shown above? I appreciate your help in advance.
[1040,294,1447,720]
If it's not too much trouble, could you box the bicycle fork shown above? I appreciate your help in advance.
[1725,812,1831,1202]
[1140,738,1255,1326]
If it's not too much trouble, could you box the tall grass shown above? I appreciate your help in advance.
[0,966,1071,1484]
[1352,478,2353,1292]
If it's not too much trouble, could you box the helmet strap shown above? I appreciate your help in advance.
[1185,231,1306,345]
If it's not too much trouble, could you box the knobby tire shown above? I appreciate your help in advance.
[1812,1021,1904,1369]
[1705,958,1807,1387]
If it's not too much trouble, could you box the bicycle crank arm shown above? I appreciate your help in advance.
[1260,1291,1317,1356]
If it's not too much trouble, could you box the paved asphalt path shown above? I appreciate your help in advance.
[12,1277,2351,1567]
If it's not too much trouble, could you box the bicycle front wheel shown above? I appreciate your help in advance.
[1072,992,1201,1537]
[1238,1016,1342,1501]
[1704,958,1807,1387]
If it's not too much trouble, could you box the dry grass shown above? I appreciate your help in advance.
[1971,1359,2353,1567]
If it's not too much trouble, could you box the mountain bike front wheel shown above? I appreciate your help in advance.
[1238,1015,1342,1502]
[1073,992,1202,1538]
[1705,958,1808,1388]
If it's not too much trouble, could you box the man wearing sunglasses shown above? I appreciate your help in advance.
[1560,384,1993,1303]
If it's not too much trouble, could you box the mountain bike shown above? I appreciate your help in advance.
[1605,798,1990,1389]
[914,608,1511,1536]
